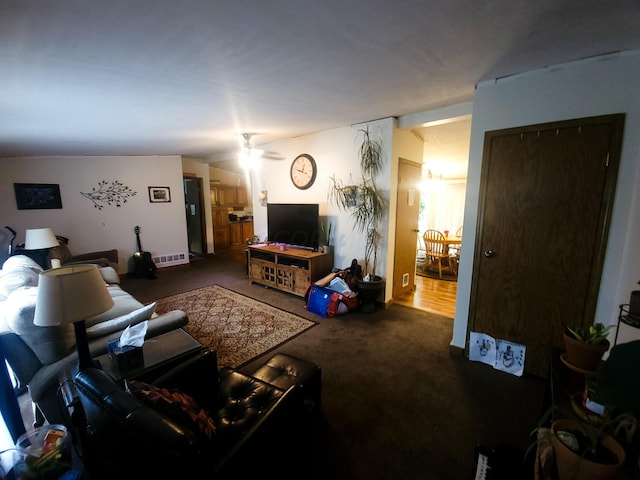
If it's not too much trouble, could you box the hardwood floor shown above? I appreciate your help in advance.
[393,274,457,318]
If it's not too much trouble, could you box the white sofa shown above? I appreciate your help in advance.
[0,254,188,425]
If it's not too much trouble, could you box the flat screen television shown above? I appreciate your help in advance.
[267,203,320,251]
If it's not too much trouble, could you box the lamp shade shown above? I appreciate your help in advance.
[34,265,114,327]
[25,228,58,250]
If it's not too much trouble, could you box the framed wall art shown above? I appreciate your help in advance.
[14,183,63,210]
[148,186,171,203]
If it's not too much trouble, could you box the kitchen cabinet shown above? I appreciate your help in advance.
[237,187,248,205]
[230,222,243,245]
[223,186,237,205]
[210,184,248,207]
[212,207,229,249]
[242,221,253,240]
[230,220,254,246]
[214,227,229,250]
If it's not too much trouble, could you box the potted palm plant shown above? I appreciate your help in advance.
[562,323,614,372]
[328,126,386,313]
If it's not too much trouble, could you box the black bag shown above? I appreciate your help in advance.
[340,259,362,292]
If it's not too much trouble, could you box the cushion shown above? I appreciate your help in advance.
[0,255,43,299]
[67,265,119,285]
[5,287,76,365]
[98,266,120,285]
[86,302,156,339]
[126,380,216,440]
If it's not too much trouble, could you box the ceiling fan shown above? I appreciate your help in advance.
[238,133,284,169]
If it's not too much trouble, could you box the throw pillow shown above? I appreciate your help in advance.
[126,380,216,440]
[85,286,145,327]
[98,266,120,285]
[85,302,156,339]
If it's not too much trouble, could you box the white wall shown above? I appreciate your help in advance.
[249,119,395,284]
[453,51,640,349]
[0,155,188,273]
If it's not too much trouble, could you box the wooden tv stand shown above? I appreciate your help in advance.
[248,244,334,297]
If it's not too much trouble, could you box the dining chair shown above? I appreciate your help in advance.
[423,229,455,278]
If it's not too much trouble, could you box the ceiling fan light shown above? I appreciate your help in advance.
[238,133,264,169]
[238,150,262,170]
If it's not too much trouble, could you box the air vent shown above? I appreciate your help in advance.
[152,252,188,268]
[402,273,410,287]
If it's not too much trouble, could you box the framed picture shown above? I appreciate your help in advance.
[14,183,63,210]
[148,186,171,203]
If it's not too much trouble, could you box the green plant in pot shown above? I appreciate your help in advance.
[320,221,333,254]
[562,323,614,372]
[328,126,386,313]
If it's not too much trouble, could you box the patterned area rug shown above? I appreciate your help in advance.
[415,260,458,282]
[153,285,316,367]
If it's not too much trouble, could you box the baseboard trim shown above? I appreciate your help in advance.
[449,344,465,357]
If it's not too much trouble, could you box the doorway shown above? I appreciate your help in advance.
[183,176,207,258]
[394,118,470,316]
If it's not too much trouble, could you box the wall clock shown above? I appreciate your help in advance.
[290,154,317,190]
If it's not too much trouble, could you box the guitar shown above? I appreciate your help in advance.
[132,226,157,279]
[5,226,16,257]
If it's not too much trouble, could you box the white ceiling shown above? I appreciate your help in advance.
[418,118,471,180]
[1,1,639,173]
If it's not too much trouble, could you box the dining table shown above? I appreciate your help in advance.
[441,235,462,275]
[441,235,462,253]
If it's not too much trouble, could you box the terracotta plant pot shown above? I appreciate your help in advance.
[551,419,625,480]
[562,332,609,372]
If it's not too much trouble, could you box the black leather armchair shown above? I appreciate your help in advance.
[71,349,306,479]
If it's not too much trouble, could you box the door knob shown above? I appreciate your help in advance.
[412,229,420,233]
[484,250,495,258]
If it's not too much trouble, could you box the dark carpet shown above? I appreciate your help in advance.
[120,253,546,480]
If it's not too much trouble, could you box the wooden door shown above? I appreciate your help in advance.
[468,114,624,377]
[393,159,423,300]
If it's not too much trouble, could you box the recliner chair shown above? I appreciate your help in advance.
[71,349,307,479]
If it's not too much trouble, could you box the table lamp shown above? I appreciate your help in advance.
[33,265,114,370]
[24,227,59,269]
